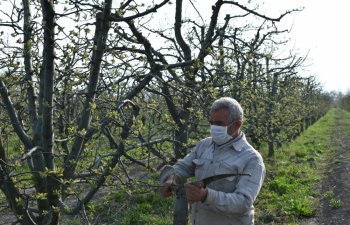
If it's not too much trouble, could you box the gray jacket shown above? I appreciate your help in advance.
[160,133,265,225]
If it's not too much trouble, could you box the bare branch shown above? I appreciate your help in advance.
[223,1,303,22]
[110,0,170,22]
[0,80,33,149]
[175,0,191,61]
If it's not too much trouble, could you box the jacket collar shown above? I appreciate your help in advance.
[214,131,245,151]
[230,132,246,151]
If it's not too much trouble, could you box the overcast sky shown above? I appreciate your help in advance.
[170,0,350,93]
[262,0,350,93]
[1,0,349,93]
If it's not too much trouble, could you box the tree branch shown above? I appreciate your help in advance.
[22,0,38,133]
[175,0,191,61]
[63,0,113,181]
[0,80,33,149]
[110,0,170,22]
[223,1,302,22]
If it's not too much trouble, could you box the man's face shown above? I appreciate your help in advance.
[209,108,241,136]
[209,108,230,126]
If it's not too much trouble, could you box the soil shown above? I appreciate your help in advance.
[301,113,350,225]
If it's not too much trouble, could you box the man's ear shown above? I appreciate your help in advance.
[229,120,242,135]
[235,120,243,128]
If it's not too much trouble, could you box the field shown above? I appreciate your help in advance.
[1,107,350,225]
[61,108,350,224]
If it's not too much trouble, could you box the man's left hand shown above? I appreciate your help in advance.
[184,183,208,203]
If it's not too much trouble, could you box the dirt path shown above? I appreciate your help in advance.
[301,112,350,225]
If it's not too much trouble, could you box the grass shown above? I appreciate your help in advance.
[92,190,173,225]
[60,180,174,225]
[255,108,349,224]
[323,187,342,209]
[329,198,342,209]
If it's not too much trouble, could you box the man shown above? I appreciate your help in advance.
[159,97,265,225]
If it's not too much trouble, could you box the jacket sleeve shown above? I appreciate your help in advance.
[172,149,197,182]
[204,154,266,214]
[159,143,200,184]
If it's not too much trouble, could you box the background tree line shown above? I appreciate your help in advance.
[0,0,334,224]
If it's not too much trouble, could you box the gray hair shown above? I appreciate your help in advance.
[210,97,243,122]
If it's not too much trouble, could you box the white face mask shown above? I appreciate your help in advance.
[210,124,233,145]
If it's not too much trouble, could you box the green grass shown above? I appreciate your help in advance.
[255,108,350,224]
[323,186,342,209]
[91,190,173,225]
[59,188,174,224]
[329,198,342,209]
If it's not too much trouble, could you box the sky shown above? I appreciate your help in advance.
[163,0,350,93]
[261,0,350,93]
[1,0,349,93]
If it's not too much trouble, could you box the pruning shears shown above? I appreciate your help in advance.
[162,172,251,191]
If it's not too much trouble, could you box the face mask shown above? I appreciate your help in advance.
[210,124,233,145]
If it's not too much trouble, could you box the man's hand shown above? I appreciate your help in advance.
[184,183,208,203]
[159,175,177,197]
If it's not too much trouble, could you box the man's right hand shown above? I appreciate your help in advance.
[159,175,177,197]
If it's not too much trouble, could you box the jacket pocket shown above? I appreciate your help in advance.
[214,162,238,180]
[192,158,208,180]
[210,163,238,192]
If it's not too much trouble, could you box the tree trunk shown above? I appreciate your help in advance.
[173,185,188,225]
